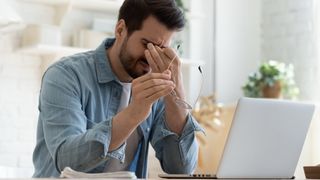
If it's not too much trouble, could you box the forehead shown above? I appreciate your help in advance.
[131,16,176,47]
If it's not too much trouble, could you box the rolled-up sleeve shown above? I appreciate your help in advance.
[150,105,204,174]
[40,64,124,173]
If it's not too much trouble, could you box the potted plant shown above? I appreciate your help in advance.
[242,60,299,99]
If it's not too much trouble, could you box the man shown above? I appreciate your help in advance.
[33,0,203,178]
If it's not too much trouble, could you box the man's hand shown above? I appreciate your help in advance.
[109,71,174,151]
[144,43,185,101]
[128,71,175,121]
[145,43,181,73]
[144,43,188,135]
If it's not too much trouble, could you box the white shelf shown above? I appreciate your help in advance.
[74,0,123,13]
[18,44,90,56]
[17,0,123,13]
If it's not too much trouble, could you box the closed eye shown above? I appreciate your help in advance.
[142,43,148,49]
[141,39,149,48]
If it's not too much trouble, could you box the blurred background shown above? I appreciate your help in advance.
[0,0,319,178]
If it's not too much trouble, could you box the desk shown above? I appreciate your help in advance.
[0,178,311,180]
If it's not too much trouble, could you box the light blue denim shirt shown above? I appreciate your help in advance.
[32,38,203,178]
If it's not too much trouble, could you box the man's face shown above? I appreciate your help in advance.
[118,16,175,78]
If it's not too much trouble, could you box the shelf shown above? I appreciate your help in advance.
[17,0,123,13]
[18,44,90,56]
[74,0,123,13]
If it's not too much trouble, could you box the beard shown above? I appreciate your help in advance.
[119,37,150,79]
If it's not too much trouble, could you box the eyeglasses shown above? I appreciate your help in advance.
[166,51,203,110]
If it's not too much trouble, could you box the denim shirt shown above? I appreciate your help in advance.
[32,38,203,178]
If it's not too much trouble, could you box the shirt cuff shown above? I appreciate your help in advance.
[105,143,126,163]
[165,113,204,138]
[180,113,205,138]
[154,113,204,144]
[85,117,126,163]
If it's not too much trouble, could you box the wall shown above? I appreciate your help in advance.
[215,0,261,103]
[261,0,320,101]
[0,1,106,177]
[188,0,215,96]
[0,32,41,177]
[261,0,320,178]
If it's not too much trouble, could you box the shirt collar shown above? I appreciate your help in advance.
[94,38,120,84]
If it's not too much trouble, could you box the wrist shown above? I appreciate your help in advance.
[125,103,151,123]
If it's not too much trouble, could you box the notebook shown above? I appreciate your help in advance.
[60,167,137,179]
[159,97,315,179]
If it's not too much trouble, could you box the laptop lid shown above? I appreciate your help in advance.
[216,97,315,179]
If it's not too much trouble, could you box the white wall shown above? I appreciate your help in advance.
[261,0,320,178]
[189,0,215,96]
[261,0,319,101]
[0,1,53,177]
[0,32,41,177]
[0,1,104,177]
[215,0,261,103]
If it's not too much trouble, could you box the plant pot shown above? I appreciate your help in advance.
[262,81,281,98]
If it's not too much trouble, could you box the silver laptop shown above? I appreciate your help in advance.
[159,97,315,179]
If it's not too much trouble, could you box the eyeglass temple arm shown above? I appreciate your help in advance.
[198,66,202,74]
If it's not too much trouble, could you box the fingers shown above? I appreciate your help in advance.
[147,43,166,71]
[135,77,174,92]
[146,85,174,102]
[141,83,174,99]
[145,43,177,73]
[154,46,168,64]
[132,72,175,104]
[133,72,174,93]
[163,47,176,60]
[145,50,159,72]
[163,69,171,75]
[133,72,171,84]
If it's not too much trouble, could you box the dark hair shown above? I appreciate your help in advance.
[118,0,185,36]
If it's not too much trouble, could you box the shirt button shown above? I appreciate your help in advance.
[146,128,150,132]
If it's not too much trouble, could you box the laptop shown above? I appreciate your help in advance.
[159,97,315,179]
